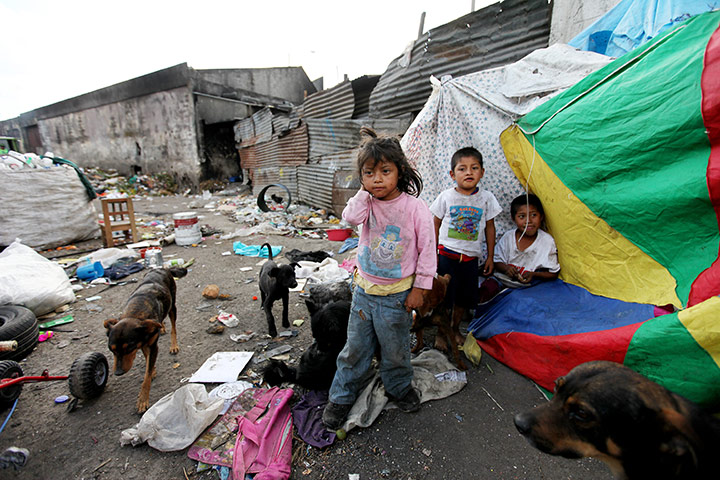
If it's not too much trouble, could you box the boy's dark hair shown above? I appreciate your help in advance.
[356,127,423,197]
[451,147,483,170]
[510,193,545,218]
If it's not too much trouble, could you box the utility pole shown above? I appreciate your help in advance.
[417,11,426,39]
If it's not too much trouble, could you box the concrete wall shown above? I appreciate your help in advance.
[195,95,254,125]
[1,64,316,189]
[197,67,315,106]
[39,87,201,185]
[550,0,623,45]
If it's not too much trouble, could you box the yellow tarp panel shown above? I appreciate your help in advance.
[500,125,681,308]
[678,296,720,368]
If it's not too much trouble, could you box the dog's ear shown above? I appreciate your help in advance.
[305,299,319,316]
[104,318,119,334]
[290,262,300,270]
[139,320,163,335]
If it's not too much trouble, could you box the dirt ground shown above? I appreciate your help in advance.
[0,194,612,480]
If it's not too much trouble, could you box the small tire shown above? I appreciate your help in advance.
[0,306,38,362]
[68,352,108,399]
[0,360,24,409]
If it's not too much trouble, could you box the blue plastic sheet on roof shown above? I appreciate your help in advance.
[569,0,718,57]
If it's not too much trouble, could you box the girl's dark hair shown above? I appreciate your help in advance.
[356,127,423,197]
[510,193,545,218]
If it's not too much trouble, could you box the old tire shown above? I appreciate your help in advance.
[0,306,38,362]
[0,360,24,409]
[68,352,109,399]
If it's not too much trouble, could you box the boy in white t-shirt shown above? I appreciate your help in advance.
[490,193,560,291]
[430,147,501,348]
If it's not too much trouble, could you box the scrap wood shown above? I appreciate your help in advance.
[93,458,112,472]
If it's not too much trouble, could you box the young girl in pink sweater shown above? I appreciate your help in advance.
[322,128,436,431]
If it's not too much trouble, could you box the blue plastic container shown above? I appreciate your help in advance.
[76,261,104,281]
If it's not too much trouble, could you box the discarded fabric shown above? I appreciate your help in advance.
[232,242,281,258]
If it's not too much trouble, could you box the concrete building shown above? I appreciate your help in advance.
[0,63,316,188]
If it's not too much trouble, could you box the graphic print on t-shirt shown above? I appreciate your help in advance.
[448,205,483,241]
[360,225,404,278]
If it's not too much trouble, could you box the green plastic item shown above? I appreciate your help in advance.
[38,315,74,330]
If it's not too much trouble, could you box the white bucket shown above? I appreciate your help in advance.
[174,212,201,246]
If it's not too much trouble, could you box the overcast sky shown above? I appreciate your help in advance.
[1,0,496,120]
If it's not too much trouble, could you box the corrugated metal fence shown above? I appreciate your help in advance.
[369,0,550,118]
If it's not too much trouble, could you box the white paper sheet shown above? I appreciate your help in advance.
[188,351,254,383]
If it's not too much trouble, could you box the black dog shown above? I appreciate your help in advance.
[263,300,350,391]
[307,281,352,306]
[258,243,299,337]
[514,361,720,480]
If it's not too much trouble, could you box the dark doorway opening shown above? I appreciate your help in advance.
[201,121,242,184]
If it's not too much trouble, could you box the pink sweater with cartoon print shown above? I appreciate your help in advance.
[342,190,436,290]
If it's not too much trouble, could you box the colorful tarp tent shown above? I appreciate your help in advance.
[478,11,720,405]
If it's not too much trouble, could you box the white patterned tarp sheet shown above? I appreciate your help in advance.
[401,44,612,257]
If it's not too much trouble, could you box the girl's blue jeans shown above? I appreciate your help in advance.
[329,285,413,405]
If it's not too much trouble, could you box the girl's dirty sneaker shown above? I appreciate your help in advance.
[322,402,352,430]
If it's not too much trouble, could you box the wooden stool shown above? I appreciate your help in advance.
[100,198,138,247]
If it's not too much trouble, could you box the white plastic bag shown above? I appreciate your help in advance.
[119,384,224,451]
[78,247,138,269]
[0,240,75,315]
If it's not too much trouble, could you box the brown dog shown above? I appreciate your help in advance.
[104,267,187,413]
[514,361,720,480]
[410,274,466,370]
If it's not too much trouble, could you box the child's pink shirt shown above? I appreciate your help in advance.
[342,190,436,290]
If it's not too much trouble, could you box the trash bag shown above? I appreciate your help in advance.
[119,384,224,451]
[0,240,75,316]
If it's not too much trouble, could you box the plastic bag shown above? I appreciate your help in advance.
[462,332,483,367]
[120,384,224,451]
[78,247,138,269]
[0,240,75,315]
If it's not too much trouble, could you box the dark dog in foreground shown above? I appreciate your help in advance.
[410,274,466,369]
[263,300,350,391]
[103,267,187,413]
[258,243,299,337]
[514,361,720,480]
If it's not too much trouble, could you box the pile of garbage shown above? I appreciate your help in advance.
[206,192,348,240]
[0,150,57,170]
[85,167,179,197]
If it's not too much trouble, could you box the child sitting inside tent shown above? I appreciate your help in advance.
[479,193,560,302]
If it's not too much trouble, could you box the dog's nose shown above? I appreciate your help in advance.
[114,368,126,376]
[514,412,533,435]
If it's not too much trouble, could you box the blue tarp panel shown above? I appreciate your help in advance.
[569,0,717,57]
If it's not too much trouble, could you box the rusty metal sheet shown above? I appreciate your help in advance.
[302,75,381,120]
[306,117,412,159]
[369,0,550,118]
[238,122,308,196]
[303,81,354,119]
[297,164,336,211]
[234,117,255,143]
[252,108,274,144]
